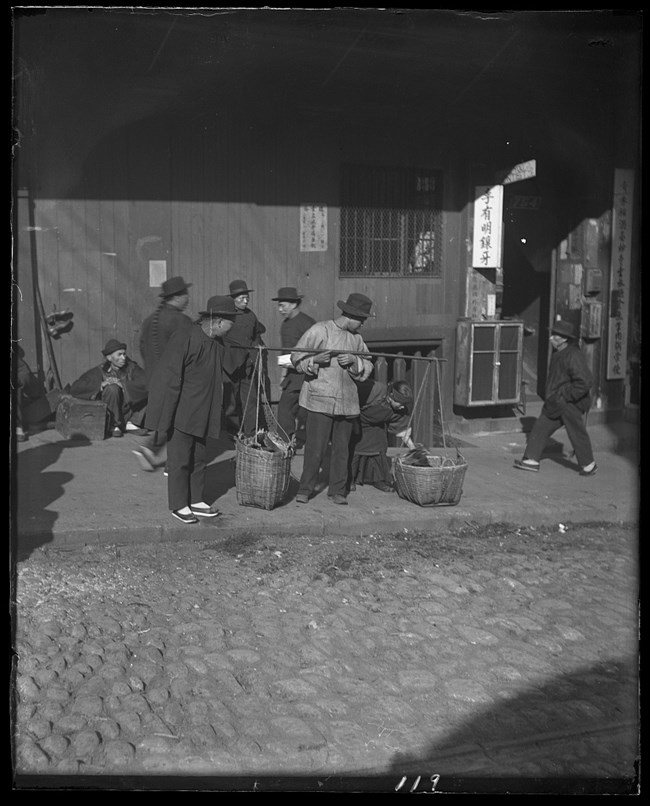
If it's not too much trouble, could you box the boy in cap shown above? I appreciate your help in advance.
[145,295,242,523]
[350,379,416,493]
[222,279,267,436]
[70,339,148,438]
[291,293,375,505]
[514,318,597,476]
[272,286,315,448]
[134,276,193,471]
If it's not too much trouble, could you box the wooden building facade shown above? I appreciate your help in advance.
[13,9,641,440]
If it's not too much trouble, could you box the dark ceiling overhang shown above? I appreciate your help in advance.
[14,8,641,127]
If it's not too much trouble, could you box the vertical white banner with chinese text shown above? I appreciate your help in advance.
[300,204,328,252]
[472,186,503,268]
[606,169,634,380]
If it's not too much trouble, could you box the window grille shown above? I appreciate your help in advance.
[340,165,443,277]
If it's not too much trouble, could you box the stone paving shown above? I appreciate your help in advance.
[12,521,639,793]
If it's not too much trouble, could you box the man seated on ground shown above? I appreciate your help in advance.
[70,339,148,437]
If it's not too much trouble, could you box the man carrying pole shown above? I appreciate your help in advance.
[291,293,374,505]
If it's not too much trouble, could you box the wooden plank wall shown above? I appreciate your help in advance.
[18,112,462,414]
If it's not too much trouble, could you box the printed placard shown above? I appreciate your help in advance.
[472,186,503,268]
[300,204,328,252]
[606,169,634,379]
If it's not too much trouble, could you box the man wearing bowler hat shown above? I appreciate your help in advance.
[222,279,267,436]
[70,339,148,438]
[272,286,316,448]
[145,295,242,523]
[134,276,194,471]
[291,293,375,505]
[514,318,597,476]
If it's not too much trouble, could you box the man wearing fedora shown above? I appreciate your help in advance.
[139,276,193,386]
[70,339,148,438]
[291,293,375,504]
[514,318,597,476]
[134,276,193,471]
[222,279,267,436]
[272,286,316,448]
[144,295,242,523]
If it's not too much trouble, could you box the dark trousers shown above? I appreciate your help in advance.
[101,384,128,429]
[166,428,207,511]
[524,403,594,467]
[100,384,145,429]
[299,411,355,498]
[277,378,307,445]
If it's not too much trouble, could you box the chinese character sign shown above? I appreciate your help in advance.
[472,186,503,268]
[606,169,634,380]
[300,204,328,252]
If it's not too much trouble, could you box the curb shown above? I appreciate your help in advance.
[16,508,638,551]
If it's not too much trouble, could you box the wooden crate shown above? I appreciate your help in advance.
[56,395,108,440]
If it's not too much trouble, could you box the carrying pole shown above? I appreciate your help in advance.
[247,346,447,363]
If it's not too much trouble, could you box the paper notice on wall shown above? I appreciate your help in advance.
[300,205,328,252]
[149,260,167,287]
[472,186,503,268]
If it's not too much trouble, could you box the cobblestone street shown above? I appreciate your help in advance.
[12,521,639,793]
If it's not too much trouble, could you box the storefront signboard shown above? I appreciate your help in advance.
[472,185,503,268]
[606,169,634,380]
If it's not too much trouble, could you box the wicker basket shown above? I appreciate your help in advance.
[393,451,468,507]
[235,438,292,510]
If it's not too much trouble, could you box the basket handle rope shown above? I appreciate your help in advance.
[435,358,464,462]
[399,358,462,461]
[238,346,291,442]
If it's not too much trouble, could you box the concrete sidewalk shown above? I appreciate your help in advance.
[13,418,639,554]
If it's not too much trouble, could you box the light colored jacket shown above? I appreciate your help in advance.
[291,320,373,416]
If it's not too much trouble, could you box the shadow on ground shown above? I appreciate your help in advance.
[13,436,93,562]
[385,655,639,794]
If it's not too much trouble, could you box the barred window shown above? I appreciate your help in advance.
[340,165,443,277]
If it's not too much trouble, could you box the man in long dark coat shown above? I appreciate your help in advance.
[139,275,193,385]
[272,286,315,447]
[222,279,267,436]
[145,295,241,523]
[134,275,193,471]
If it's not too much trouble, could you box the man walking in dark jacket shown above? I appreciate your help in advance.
[134,276,194,471]
[514,319,597,476]
[272,286,315,447]
[144,295,241,523]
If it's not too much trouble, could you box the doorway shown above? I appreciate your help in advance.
[501,187,553,401]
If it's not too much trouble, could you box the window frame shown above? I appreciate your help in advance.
[339,164,444,278]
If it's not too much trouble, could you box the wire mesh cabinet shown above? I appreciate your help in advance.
[454,319,524,406]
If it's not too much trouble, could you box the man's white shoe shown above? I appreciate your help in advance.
[125,422,141,432]
[190,502,222,518]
